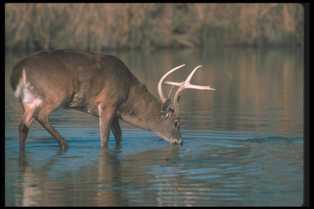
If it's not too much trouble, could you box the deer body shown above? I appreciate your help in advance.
[11,49,215,151]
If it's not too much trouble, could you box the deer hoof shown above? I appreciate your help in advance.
[60,143,69,150]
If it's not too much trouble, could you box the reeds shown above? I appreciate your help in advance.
[5,3,304,52]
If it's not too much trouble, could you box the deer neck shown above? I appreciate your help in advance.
[119,83,163,131]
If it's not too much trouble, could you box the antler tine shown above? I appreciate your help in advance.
[172,65,216,109]
[186,65,202,83]
[164,81,181,86]
[167,86,175,98]
[158,64,186,103]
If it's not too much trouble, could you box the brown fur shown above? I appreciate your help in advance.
[11,49,181,150]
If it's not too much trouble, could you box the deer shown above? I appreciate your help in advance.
[10,49,215,151]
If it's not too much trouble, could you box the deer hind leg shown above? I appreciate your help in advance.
[111,117,122,144]
[35,103,68,150]
[98,104,116,148]
[19,102,38,152]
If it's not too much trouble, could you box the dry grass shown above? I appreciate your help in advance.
[5,3,304,51]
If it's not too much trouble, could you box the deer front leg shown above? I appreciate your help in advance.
[111,117,122,144]
[98,104,116,148]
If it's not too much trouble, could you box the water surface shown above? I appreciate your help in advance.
[5,48,304,206]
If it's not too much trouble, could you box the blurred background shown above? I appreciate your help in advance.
[5,3,304,52]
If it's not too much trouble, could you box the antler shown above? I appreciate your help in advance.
[158,64,186,103]
[165,65,215,108]
[159,65,215,110]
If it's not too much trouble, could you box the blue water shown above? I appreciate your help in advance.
[5,48,304,206]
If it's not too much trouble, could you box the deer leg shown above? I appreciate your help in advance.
[19,104,37,152]
[35,105,68,150]
[98,104,116,148]
[111,117,122,144]
[36,117,68,150]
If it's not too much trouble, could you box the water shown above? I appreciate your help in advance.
[5,48,304,206]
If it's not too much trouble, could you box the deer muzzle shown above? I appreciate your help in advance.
[171,138,183,145]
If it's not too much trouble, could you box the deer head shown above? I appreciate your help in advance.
[156,64,216,145]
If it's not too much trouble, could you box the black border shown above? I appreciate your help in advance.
[1,1,5,208]
[303,2,310,207]
[2,1,311,207]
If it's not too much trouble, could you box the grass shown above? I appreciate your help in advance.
[5,3,304,52]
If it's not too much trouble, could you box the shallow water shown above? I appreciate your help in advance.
[5,48,304,206]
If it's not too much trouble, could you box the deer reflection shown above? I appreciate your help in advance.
[18,150,66,206]
[17,145,125,206]
[16,143,179,206]
[93,144,181,206]
[92,145,126,206]
[17,138,254,206]
[118,145,182,205]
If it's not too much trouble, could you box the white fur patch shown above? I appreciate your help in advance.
[98,104,102,125]
[14,82,23,98]
[14,68,27,98]
[22,87,42,107]
[14,68,42,108]
[98,104,105,147]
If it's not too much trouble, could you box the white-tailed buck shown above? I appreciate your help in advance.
[10,50,215,151]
